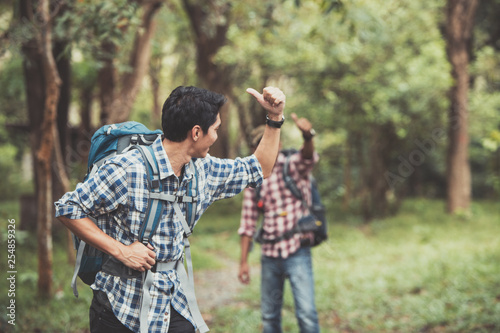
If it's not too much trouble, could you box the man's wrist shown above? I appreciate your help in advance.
[109,240,125,260]
[266,114,285,128]
[266,113,283,121]
[303,128,316,141]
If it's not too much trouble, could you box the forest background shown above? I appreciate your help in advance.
[0,0,499,332]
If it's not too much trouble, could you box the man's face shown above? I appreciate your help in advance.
[194,113,221,158]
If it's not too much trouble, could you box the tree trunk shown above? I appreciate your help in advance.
[54,25,71,161]
[231,80,268,151]
[52,37,71,224]
[362,123,400,221]
[35,0,62,299]
[80,85,93,135]
[97,40,117,125]
[149,54,162,128]
[182,0,232,157]
[20,0,45,205]
[342,135,352,210]
[78,83,94,167]
[107,1,164,124]
[232,92,261,151]
[445,0,478,214]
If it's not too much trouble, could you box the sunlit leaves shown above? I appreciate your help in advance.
[54,0,141,59]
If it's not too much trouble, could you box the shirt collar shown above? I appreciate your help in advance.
[152,136,195,181]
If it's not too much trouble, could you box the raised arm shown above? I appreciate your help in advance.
[291,113,315,160]
[248,87,286,178]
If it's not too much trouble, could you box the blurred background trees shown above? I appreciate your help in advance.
[0,0,499,298]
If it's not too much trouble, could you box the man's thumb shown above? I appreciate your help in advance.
[246,88,263,102]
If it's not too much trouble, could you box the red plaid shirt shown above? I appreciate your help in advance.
[238,149,319,258]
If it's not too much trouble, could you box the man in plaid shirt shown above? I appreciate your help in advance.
[55,86,286,333]
[238,114,320,333]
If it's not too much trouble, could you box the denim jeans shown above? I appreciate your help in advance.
[261,247,320,333]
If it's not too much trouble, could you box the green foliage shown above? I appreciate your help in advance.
[0,144,30,200]
[213,0,466,211]
[469,45,500,198]
[54,0,141,59]
[0,57,26,123]
[1,0,500,206]
[0,57,32,198]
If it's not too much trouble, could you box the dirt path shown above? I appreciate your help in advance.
[194,256,260,319]
[195,258,242,309]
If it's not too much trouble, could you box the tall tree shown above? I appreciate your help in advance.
[106,1,165,123]
[182,0,232,157]
[149,42,163,128]
[445,0,478,213]
[19,0,62,298]
[79,1,165,125]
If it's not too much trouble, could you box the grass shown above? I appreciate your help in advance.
[204,198,500,333]
[313,200,500,333]
[1,198,499,332]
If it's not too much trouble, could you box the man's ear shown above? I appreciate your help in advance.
[191,125,202,141]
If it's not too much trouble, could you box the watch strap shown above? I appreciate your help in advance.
[266,114,285,128]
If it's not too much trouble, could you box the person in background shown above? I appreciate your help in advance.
[238,113,320,333]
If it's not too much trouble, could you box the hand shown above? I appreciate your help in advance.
[291,113,313,135]
[238,262,251,285]
[247,87,286,119]
[117,241,156,272]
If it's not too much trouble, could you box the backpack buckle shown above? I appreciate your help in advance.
[130,134,139,145]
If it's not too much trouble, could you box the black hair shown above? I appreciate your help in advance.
[161,86,227,142]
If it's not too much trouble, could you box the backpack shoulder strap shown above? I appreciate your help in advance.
[283,153,305,202]
[133,145,163,244]
[187,159,198,230]
[139,158,207,333]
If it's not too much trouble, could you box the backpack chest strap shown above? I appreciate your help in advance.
[149,192,197,203]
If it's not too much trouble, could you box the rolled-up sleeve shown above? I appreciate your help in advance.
[54,162,129,220]
[288,149,319,179]
[203,154,263,202]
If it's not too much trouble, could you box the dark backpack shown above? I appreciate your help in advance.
[254,149,328,247]
[70,121,198,296]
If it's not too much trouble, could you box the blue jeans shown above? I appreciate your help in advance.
[261,247,320,333]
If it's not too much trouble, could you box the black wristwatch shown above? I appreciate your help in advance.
[266,114,285,128]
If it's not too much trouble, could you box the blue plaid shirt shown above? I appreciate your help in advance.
[55,136,263,332]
